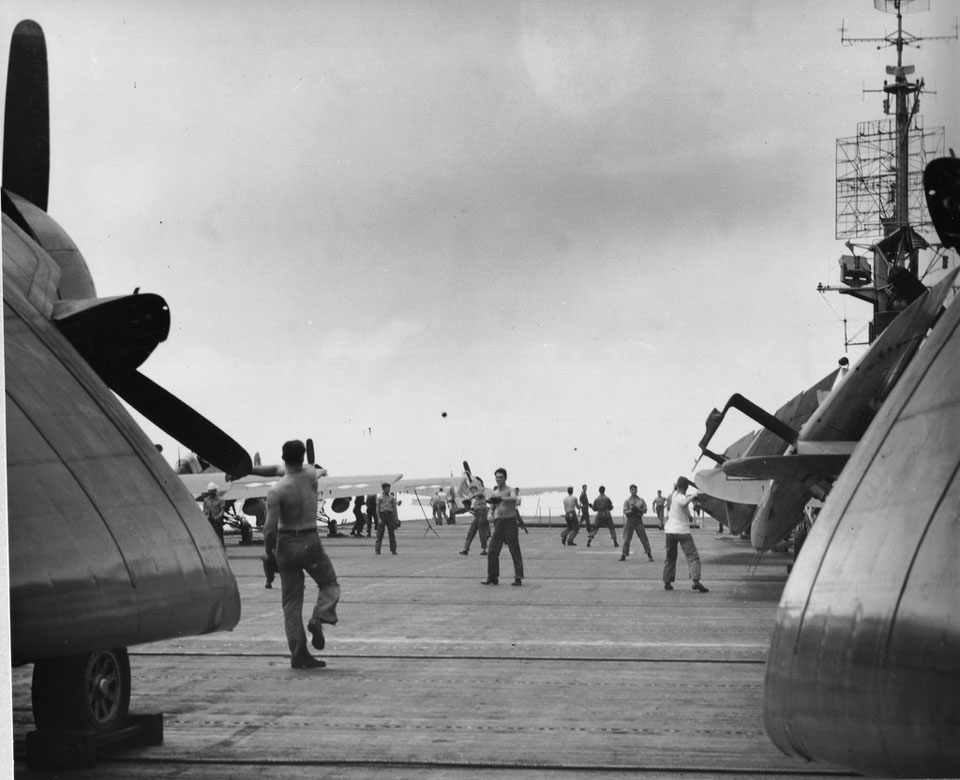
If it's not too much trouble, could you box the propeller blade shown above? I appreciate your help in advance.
[3,20,49,210]
[107,370,252,478]
[306,438,315,465]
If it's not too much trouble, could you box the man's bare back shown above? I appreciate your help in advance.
[265,465,318,539]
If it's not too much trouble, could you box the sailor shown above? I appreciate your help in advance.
[263,440,340,669]
[662,476,709,593]
[374,482,399,555]
[560,487,580,545]
[620,485,652,561]
[482,468,524,586]
[202,483,225,546]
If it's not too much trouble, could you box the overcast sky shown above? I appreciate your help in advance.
[3,1,958,505]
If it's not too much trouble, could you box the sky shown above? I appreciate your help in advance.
[3,0,959,508]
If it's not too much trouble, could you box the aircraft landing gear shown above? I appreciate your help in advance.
[25,648,162,769]
[32,647,131,732]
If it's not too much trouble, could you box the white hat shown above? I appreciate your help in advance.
[206,482,219,492]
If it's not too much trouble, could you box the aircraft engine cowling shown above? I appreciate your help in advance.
[330,497,351,514]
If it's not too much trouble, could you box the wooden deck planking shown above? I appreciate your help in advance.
[11,524,852,778]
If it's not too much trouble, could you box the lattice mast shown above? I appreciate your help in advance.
[828,0,954,342]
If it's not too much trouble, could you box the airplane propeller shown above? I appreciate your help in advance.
[2,20,48,211]
[2,19,252,478]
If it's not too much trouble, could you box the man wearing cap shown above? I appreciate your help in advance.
[263,439,340,669]
[202,483,225,545]
[374,482,399,555]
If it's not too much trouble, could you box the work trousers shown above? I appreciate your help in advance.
[588,512,618,544]
[561,511,580,544]
[375,514,398,553]
[662,533,701,583]
[463,509,490,551]
[487,516,524,582]
[276,531,340,659]
[622,516,651,557]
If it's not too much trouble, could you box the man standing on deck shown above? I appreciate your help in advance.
[621,485,653,561]
[662,476,709,593]
[459,477,490,556]
[375,482,399,555]
[365,493,377,537]
[263,439,341,669]
[482,468,524,586]
[579,484,591,532]
[560,486,580,545]
[586,486,618,548]
[652,490,667,530]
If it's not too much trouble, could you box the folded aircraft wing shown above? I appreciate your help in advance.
[746,267,959,550]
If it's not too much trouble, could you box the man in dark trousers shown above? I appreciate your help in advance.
[621,484,652,561]
[586,486,618,548]
[663,476,709,593]
[482,468,524,586]
[262,440,341,669]
[579,484,591,533]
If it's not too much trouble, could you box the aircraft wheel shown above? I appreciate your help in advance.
[31,648,131,732]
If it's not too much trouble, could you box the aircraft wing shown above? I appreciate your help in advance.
[393,477,566,497]
[694,467,771,506]
[748,267,959,551]
[721,441,858,481]
[180,472,404,502]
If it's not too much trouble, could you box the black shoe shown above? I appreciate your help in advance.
[618,555,626,561]
[567,542,577,546]
[265,582,273,589]
[647,554,654,562]
[291,655,326,669]
[308,621,325,650]
[480,549,487,556]
[561,537,566,545]
[481,580,498,585]
[613,542,619,548]
[459,550,468,555]
[664,582,673,591]
[511,579,522,586]
[692,581,710,593]
[586,539,592,547]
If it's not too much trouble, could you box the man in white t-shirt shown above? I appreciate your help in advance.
[662,476,709,593]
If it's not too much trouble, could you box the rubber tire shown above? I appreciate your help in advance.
[31,648,131,732]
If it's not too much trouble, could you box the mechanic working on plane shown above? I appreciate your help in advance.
[482,468,525,586]
[202,483,225,546]
[262,439,341,669]
[662,476,709,593]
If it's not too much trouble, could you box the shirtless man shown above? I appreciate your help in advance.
[482,468,524,586]
[262,440,341,669]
